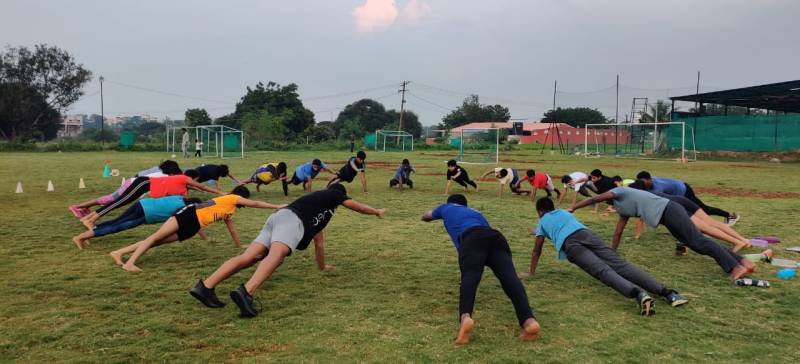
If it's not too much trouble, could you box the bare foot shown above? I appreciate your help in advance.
[740,258,756,274]
[733,241,746,252]
[455,316,475,345]
[72,236,85,250]
[109,251,124,266]
[728,264,749,280]
[80,216,95,230]
[519,318,540,341]
[122,263,142,273]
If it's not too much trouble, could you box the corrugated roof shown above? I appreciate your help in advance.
[670,80,800,113]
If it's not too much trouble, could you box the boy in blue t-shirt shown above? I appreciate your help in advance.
[286,159,336,193]
[422,194,540,344]
[525,197,688,316]
[389,158,415,190]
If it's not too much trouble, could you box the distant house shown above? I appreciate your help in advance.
[58,115,85,137]
[450,121,631,145]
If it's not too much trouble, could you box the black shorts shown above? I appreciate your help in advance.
[669,195,701,215]
[337,166,358,183]
[290,173,303,185]
[174,205,201,241]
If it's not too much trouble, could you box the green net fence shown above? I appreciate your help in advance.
[668,114,800,152]
[119,131,135,150]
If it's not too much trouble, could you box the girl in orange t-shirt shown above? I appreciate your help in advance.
[111,186,285,273]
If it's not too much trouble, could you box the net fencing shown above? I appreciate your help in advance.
[670,114,800,152]
[451,128,499,164]
[584,122,695,160]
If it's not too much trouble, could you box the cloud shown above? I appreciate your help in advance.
[353,0,399,33]
[401,0,431,22]
[352,0,430,32]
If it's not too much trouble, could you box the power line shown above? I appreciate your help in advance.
[301,83,400,101]
[407,92,452,111]
[103,79,231,104]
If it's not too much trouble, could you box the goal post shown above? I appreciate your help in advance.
[166,125,245,159]
[374,130,414,152]
[452,128,500,165]
[583,122,696,161]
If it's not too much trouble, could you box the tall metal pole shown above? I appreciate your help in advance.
[99,76,105,148]
[694,71,700,148]
[615,75,619,153]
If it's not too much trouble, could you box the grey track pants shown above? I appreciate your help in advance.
[564,229,667,298]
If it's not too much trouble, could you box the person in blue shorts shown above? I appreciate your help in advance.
[71,196,202,249]
[422,194,540,344]
[285,159,336,193]
[389,159,415,190]
[524,197,687,316]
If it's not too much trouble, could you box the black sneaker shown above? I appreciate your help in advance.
[189,280,225,308]
[664,290,688,307]
[230,284,259,318]
[637,291,655,316]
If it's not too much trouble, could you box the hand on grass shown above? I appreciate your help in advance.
[375,208,387,218]
[322,264,335,272]
[528,228,537,236]
[518,271,533,278]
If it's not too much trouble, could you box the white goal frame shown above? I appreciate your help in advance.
[375,130,414,152]
[166,125,244,159]
[583,122,696,161]
[455,128,500,165]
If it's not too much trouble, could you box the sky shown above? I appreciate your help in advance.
[2,0,799,125]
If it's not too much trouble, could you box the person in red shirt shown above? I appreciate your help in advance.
[515,169,561,202]
[80,170,224,229]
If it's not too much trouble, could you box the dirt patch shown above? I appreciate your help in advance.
[727,164,761,169]
[694,186,799,199]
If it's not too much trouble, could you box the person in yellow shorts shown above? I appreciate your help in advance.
[110,186,286,272]
[240,162,289,195]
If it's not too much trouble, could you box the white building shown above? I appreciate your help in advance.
[58,114,85,137]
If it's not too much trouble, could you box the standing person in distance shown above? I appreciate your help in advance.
[194,139,203,158]
[181,128,190,158]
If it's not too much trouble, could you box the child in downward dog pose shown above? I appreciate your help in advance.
[110,186,284,272]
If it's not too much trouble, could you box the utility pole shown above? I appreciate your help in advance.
[615,74,619,154]
[397,81,409,144]
[100,75,105,148]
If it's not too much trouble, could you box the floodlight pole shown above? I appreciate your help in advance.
[99,76,105,148]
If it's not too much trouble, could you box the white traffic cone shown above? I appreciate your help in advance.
[47,180,55,192]
[79,178,86,189]
[15,182,23,193]
[120,177,126,187]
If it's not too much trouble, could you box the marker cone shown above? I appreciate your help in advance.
[79,178,86,189]
[47,180,55,192]
[15,182,23,193]
[121,177,126,187]
[103,162,110,178]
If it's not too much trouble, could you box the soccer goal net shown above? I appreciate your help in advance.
[583,122,696,161]
[451,128,500,164]
[374,130,414,151]
[167,125,245,159]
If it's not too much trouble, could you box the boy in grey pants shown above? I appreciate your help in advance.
[525,197,687,316]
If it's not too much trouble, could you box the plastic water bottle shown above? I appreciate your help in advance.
[776,268,796,280]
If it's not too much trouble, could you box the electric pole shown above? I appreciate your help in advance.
[397,81,409,144]
[100,75,105,148]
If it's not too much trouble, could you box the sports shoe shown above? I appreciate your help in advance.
[675,244,688,256]
[637,291,655,316]
[230,284,259,318]
[727,213,740,227]
[189,280,225,308]
[664,290,688,307]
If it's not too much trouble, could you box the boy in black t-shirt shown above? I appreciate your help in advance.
[192,164,240,188]
[328,150,368,193]
[445,159,478,194]
[190,184,387,317]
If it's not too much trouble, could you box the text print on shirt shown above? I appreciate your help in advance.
[312,208,336,226]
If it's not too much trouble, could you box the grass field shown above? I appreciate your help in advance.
[1,149,799,363]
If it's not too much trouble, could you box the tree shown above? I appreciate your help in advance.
[213,113,239,129]
[299,121,336,143]
[334,99,393,137]
[441,94,510,129]
[241,109,290,148]
[386,109,423,138]
[0,44,92,141]
[234,82,314,138]
[640,100,672,123]
[541,107,606,128]
[184,108,212,127]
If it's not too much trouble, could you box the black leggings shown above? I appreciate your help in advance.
[453,174,478,189]
[684,183,730,219]
[659,202,742,273]
[95,177,150,218]
[458,227,534,326]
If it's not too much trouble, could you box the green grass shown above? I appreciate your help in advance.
[1,150,799,363]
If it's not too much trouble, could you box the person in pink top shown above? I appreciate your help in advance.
[79,170,224,229]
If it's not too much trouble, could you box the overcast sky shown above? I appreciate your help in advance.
[2,0,798,125]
